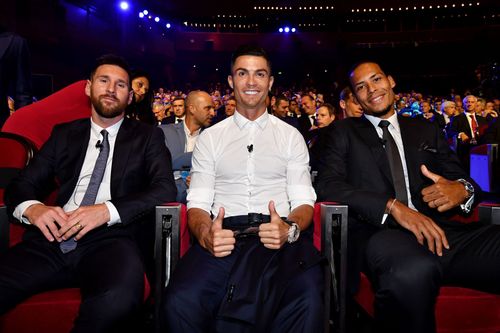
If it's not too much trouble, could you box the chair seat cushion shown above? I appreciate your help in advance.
[0,275,151,333]
[355,273,500,333]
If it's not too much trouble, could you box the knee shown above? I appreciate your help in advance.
[380,255,442,300]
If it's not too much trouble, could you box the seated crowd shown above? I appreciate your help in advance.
[1,45,499,333]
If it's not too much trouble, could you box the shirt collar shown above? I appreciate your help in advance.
[183,119,201,137]
[233,109,269,130]
[90,117,123,139]
[365,111,400,132]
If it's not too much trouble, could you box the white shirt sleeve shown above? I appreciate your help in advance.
[186,131,216,213]
[13,200,44,224]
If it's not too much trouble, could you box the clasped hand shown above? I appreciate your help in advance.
[24,203,110,242]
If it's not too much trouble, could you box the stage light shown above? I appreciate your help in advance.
[143,10,148,15]
[284,27,290,32]
[155,17,160,22]
[166,23,171,28]
[139,12,144,18]
[291,27,296,32]
[119,1,129,10]
[279,28,284,32]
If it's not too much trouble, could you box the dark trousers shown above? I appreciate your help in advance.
[363,223,500,333]
[162,239,324,333]
[0,237,145,333]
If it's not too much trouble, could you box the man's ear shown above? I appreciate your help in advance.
[269,76,274,91]
[227,75,233,89]
[339,100,346,110]
[388,75,396,89]
[85,80,91,98]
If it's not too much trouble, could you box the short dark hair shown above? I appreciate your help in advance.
[172,96,185,104]
[301,94,314,102]
[275,94,289,106]
[230,44,272,74]
[90,54,132,87]
[319,103,336,117]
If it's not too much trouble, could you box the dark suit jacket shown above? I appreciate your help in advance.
[5,117,177,245]
[484,118,500,144]
[0,32,33,126]
[315,115,480,227]
[448,112,488,142]
[315,115,481,294]
[298,113,315,142]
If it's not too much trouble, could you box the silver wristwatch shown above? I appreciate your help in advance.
[284,219,300,243]
[457,178,475,213]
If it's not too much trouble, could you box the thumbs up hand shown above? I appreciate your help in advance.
[258,201,289,250]
[420,164,470,212]
[207,207,235,257]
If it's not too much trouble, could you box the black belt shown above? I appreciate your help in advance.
[223,213,272,238]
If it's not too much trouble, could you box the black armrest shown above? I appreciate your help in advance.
[153,204,182,333]
[320,203,348,333]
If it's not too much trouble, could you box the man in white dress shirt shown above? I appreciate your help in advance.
[162,45,325,333]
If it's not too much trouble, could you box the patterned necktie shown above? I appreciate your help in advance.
[60,130,110,253]
[378,120,408,205]
[469,113,478,137]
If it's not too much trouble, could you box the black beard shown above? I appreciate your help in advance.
[372,104,393,118]
[91,94,126,119]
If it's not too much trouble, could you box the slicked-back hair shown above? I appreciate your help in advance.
[339,86,354,101]
[90,54,132,88]
[230,44,272,74]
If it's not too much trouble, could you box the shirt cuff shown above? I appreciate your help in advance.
[460,194,474,214]
[13,200,44,224]
[381,213,389,225]
[105,201,121,226]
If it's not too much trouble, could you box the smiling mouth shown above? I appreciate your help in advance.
[244,90,259,95]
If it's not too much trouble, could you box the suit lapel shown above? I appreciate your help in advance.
[354,117,393,186]
[58,120,91,205]
[111,118,134,195]
[175,122,186,149]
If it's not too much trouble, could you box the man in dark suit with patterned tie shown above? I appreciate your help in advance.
[316,61,500,333]
[0,54,176,332]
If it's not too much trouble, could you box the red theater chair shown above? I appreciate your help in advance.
[338,203,500,333]
[0,81,151,332]
[154,202,348,333]
[0,132,37,252]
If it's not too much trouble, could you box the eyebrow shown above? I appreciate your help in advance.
[234,67,269,74]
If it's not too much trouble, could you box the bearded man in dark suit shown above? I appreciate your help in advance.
[0,54,176,332]
[316,61,500,333]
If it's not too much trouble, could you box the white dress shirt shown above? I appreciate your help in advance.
[364,113,417,223]
[183,120,201,153]
[187,110,316,218]
[14,118,122,225]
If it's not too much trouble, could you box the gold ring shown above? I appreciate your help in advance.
[75,223,83,230]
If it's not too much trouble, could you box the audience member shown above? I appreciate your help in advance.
[163,44,324,333]
[316,61,500,333]
[272,94,300,130]
[126,70,155,124]
[159,91,215,203]
[339,86,364,118]
[299,94,317,141]
[448,94,488,172]
[0,54,176,333]
[164,96,185,124]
